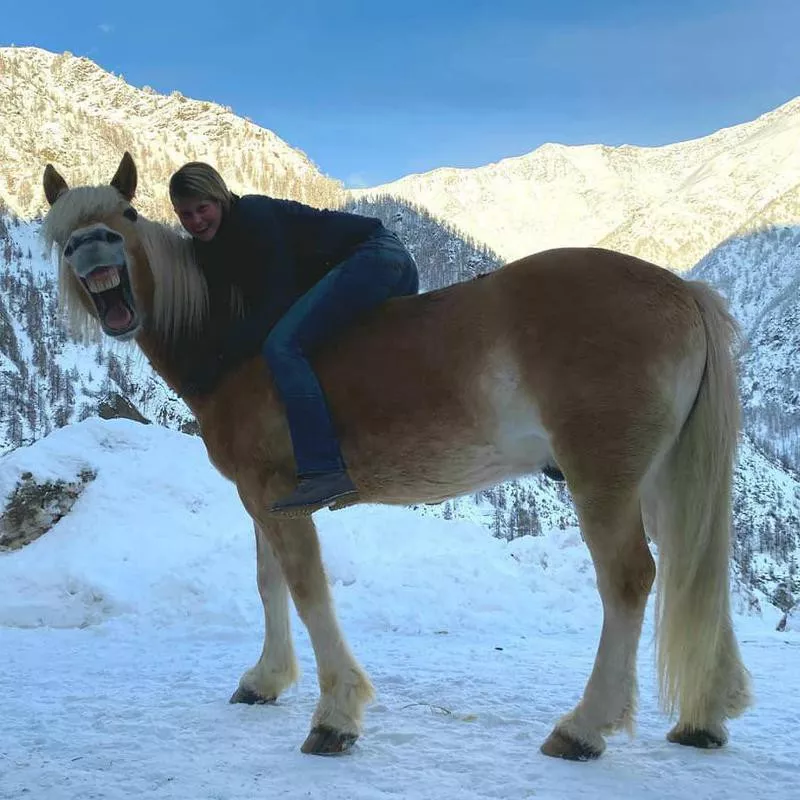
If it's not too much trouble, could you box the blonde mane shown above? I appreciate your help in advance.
[137,217,209,342]
[41,185,209,344]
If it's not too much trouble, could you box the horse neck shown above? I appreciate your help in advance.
[131,220,212,402]
[134,327,186,397]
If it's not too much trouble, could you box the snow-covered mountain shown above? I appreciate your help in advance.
[689,226,800,473]
[352,99,800,270]
[4,45,800,275]
[0,46,342,221]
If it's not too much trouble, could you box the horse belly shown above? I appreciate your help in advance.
[356,438,544,506]
[349,346,553,505]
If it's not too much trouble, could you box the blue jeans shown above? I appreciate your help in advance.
[263,229,419,476]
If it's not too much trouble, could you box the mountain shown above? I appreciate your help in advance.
[4,44,800,274]
[351,99,800,270]
[689,225,800,473]
[0,46,343,220]
[342,196,502,291]
[6,45,800,278]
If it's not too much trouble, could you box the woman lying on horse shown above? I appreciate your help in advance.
[168,162,419,515]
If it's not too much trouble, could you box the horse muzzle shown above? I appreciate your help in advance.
[63,225,140,339]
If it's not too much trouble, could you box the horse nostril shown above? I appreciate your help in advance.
[102,229,123,243]
[64,243,74,258]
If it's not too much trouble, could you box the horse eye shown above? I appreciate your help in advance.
[123,207,138,221]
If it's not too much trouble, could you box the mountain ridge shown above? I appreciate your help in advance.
[0,45,342,222]
[352,97,800,269]
[3,46,800,274]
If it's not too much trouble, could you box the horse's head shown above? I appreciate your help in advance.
[42,152,149,341]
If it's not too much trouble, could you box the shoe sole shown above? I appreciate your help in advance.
[269,490,360,519]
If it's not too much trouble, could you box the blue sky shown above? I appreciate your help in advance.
[4,0,799,187]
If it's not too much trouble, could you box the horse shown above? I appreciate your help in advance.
[40,152,752,760]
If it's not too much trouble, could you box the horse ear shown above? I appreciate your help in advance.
[43,164,69,206]
[110,151,138,201]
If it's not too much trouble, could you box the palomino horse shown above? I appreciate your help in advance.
[41,153,751,760]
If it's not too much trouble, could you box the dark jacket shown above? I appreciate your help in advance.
[193,194,385,362]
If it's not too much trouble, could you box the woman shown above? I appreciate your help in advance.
[168,162,419,515]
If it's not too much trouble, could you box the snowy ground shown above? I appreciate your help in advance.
[1,419,797,799]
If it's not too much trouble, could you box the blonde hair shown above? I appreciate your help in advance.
[169,162,233,211]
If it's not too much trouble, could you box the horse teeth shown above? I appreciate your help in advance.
[87,270,121,292]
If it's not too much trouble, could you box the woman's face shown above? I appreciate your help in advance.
[173,197,223,242]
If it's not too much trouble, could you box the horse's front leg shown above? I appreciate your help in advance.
[253,513,375,754]
[231,520,300,704]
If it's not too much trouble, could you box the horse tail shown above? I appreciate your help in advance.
[652,279,752,733]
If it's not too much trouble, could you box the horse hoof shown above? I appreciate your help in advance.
[229,686,276,705]
[667,725,726,749]
[300,725,358,755]
[540,729,602,761]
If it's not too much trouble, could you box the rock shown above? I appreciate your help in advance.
[97,392,150,425]
[0,468,97,550]
[777,603,800,632]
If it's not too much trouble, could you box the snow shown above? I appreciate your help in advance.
[0,418,797,799]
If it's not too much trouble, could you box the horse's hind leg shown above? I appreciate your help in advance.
[252,513,375,754]
[541,489,655,760]
[231,520,300,704]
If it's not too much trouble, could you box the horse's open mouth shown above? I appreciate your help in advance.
[82,265,139,337]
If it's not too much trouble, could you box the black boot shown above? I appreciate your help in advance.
[270,470,359,516]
